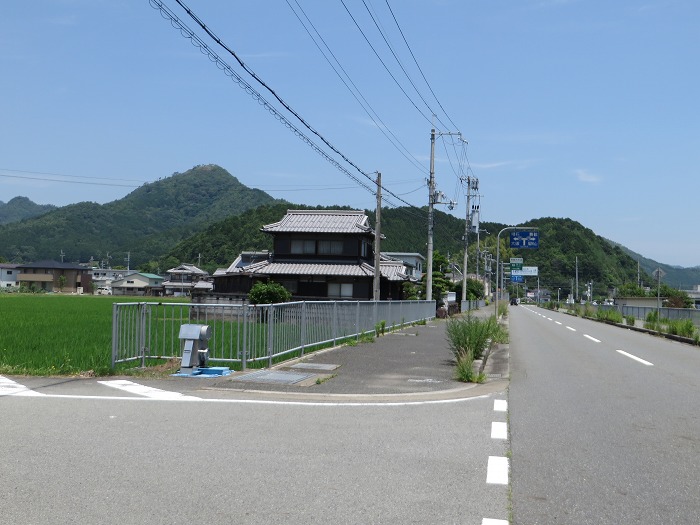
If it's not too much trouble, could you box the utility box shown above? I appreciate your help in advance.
[178,324,211,374]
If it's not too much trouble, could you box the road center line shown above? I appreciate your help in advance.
[566,326,576,331]
[583,334,601,343]
[616,350,654,366]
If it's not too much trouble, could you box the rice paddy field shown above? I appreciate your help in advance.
[0,294,185,376]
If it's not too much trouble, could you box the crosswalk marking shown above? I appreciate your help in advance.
[0,376,45,397]
[97,380,201,400]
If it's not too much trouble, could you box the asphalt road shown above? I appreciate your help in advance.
[0,381,509,524]
[508,305,700,524]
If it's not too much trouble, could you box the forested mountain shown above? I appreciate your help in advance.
[0,196,55,225]
[612,243,700,289]
[0,165,280,265]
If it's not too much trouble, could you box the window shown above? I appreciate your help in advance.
[318,240,343,255]
[328,282,353,298]
[291,239,316,254]
[6,270,12,275]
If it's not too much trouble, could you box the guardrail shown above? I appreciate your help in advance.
[112,300,436,369]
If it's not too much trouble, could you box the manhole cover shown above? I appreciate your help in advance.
[290,363,339,371]
[231,370,315,385]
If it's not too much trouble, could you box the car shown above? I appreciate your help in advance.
[510,298,518,305]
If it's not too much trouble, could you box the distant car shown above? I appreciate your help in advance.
[510,298,518,305]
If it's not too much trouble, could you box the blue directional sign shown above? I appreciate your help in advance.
[511,274,525,283]
[510,231,539,249]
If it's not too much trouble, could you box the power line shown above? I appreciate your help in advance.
[285,0,427,174]
[0,171,141,188]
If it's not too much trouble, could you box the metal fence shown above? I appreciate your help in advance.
[595,304,700,327]
[112,300,436,369]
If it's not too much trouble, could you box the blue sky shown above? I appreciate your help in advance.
[1,0,698,267]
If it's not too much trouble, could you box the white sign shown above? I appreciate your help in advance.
[510,257,523,264]
[511,266,538,276]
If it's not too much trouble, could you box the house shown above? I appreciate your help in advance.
[381,252,425,280]
[89,267,130,292]
[0,263,20,290]
[16,260,93,293]
[111,273,164,296]
[212,209,409,301]
[163,263,210,297]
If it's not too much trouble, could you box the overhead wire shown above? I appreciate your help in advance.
[164,0,426,211]
[285,0,427,174]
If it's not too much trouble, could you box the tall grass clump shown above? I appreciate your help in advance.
[596,308,623,324]
[666,319,696,339]
[446,315,503,383]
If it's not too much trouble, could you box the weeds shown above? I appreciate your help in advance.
[447,315,504,383]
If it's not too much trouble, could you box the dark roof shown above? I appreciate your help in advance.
[17,260,90,271]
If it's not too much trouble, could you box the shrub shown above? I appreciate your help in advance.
[247,281,292,305]
[667,319,696,339]
[596,308,623,324]
[446,315,499,361]
[625,315,636,327]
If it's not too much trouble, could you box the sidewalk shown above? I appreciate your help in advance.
[208,307,510,399]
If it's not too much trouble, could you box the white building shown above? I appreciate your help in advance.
[0,263,19,289]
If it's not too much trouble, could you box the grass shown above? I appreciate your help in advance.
[446,315,505,383]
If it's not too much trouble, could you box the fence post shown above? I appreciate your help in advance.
[332,301,338,346]
[356,301,360,341]
[111,303,119,368]
[242,305,248,371]
[267,304,274,368]
[300,302,307,357]
[139,303,148,368]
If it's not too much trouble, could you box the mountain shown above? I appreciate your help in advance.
[0,165,281,266]
[0,196,56,225]
[611,242,700,289]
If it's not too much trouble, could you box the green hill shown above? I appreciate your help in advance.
[0,196,56,225]
[0,165,280,266]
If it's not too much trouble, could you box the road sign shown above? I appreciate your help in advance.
[510,257,523,264]
[510,262,523,271]
[511,275,525,283]
[510,231,539,249]
[511,266,538,276]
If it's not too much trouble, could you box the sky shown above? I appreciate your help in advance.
[1,0,698,267]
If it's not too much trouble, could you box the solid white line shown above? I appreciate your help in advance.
[98,380,201,400]
[487,456,509,484]
[491,421,507,440]
[0,376,45,397]
[494,399,507,412]
[583,334,601,343]
[482,519,509,525]
[617,350,654,366]
[566,326,576,331]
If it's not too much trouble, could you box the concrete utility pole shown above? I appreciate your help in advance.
[461,176,479,306]
[426,129,436,301]
[373,172,382,301]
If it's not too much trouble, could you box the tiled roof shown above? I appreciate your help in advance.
[261,210,373,234]
[226,260,409,281]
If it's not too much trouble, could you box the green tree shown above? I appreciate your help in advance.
[247,281,292,305]
[57,275,66,292]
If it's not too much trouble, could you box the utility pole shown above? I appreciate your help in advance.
[460,176,478,306]
[575,256,579,302]
[373,172,382,301]
[426,129,436,301]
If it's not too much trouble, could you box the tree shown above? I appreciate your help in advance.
[57,275,66,292]
[247,281,292,305]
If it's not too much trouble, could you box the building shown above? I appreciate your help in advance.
[381,252,425,280]
[0,263,20,290]
[212,209,409,301]
[163,263,210,297]
[16,260,93,293]
[111,273,164,296]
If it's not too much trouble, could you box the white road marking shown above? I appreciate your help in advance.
[487,456,509,484]
[583,334,601,343]
[617,350,654,366]
[97,380,201,400]
[566,326,576,331]
[555,321,562,325]
[494,399,507,412]
[491,421,507,440]
[482,520,509,525]
[0,376,45,397]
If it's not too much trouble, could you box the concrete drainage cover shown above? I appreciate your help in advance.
[290,363,339,371]
[232,370,315,385]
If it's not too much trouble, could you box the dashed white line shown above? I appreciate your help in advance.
[617,350,654,366]
[482,519,509,525]
[583,334,601,343]
[487,456,509,484]
[494,399,508,412]
[555,321,562,325]
[566,326,576,331]
[491,421,508,440]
